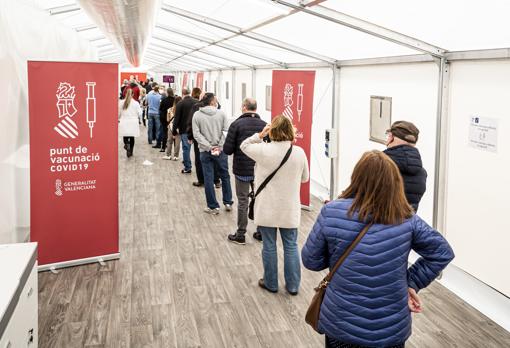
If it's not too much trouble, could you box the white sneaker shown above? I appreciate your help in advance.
[225,204,232,212]
[204,207,220,215]
[172,157,179,161]
[162,155,172,160]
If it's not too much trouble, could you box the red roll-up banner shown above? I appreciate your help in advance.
[182,73,189,90]
[196,72,204,90]
[28,61,119,269]
[271,70,316,207]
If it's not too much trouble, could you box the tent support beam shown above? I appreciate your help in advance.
[161,5,336,64]
[446,48,510,61]
[271,1,446,58]
[147,47,232,70]
[156,25,286,67]
[432,58,450,232]
[152,36,254,69]
[149,43,239,69]
[329,64,340,201]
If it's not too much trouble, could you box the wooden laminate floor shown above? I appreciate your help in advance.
[38,133,510,348]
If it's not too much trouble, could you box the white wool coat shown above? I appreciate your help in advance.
[118,99,141,137]
[240,133,309,229]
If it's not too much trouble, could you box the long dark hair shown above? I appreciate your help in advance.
[198,93,215,108]
[339,150,414,225]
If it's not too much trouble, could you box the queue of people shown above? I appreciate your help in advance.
[118,78,454,348]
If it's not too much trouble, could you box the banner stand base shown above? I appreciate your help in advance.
[38,252,120,272]
[301,204,312,212]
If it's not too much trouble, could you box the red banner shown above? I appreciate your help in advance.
[182,73,189,90]
[28,61,119,267]
[196,72,204,90]
[271,70,315,206]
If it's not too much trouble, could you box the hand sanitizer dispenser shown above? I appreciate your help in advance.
[325,129,338,158]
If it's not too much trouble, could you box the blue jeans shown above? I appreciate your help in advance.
[258,226,301,293]
[180,133,192,171]
[147,114,161,144]
[200,151,233,209]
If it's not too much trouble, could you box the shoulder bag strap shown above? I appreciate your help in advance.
[323,222,373,284]
[254,144,293,198]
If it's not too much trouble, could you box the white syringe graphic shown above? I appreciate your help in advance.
[86,82,96,138]
[297,83,304,122]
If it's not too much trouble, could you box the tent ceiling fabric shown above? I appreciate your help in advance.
[77,0,159,67]
[37,0,510,71]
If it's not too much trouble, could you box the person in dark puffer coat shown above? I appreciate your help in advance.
[302,150,454,348]
[223,97,266,244]
[384,121,427,212]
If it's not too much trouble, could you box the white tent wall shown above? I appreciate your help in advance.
[232,69,254,116]
[219,70,233,119]
[445,60,510,298]
[0,0,97,244]
[337,63,439,224]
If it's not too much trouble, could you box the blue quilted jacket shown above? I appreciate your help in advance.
[302,199,454,347]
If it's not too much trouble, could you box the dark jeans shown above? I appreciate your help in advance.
[147,114,160,144]
[159,119,168,149]
[180,133,192,171]
[123,137,135,153]
[235,178,251,235]
[199,151,232,209]
[325,336,405,348]
[193,140,219,184]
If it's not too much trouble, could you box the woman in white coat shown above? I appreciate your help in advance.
[119,88,141,157]
[240,115,309,295]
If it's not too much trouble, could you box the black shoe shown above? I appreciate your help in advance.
[152,144,160,148]
[253,231,262,242]
[214,182,221,189]
[192,182,203,187]
[227,234,246,245]
[181,169,192,174]
[286,288,298,296]
[258,279,277,293]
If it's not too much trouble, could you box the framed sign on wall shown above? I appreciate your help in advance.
[370,95,392,144]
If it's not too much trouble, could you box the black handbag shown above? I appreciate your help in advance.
[248,145,293,220]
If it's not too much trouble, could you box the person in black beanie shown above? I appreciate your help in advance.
[384,120,427,212]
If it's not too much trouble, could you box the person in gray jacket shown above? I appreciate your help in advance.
[192,93,233,214]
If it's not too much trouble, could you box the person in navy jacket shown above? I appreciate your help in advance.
[302,150,454,348]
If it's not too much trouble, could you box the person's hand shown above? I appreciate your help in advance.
[259,124,271,139]
[408,288,422,313]
[188,139,193,145]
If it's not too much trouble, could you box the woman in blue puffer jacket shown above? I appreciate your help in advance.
[302,150,454,348]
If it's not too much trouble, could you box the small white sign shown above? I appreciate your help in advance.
[469,116,498,153]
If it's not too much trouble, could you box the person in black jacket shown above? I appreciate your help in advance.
[224,98,267,245]
[172,88,199,173]
[158,87,175,152]
[384,120,427,212]
[187,89,221,188]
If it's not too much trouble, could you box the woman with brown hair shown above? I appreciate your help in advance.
[241,115,309,295]
[302,150,454,348]
[118,88,141,158]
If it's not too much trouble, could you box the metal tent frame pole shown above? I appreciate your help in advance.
[432,58,451,231]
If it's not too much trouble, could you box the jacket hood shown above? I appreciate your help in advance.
[384,145,423,175]
[200,105,218,115]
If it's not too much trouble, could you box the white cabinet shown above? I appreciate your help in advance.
[0,243,38,348]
